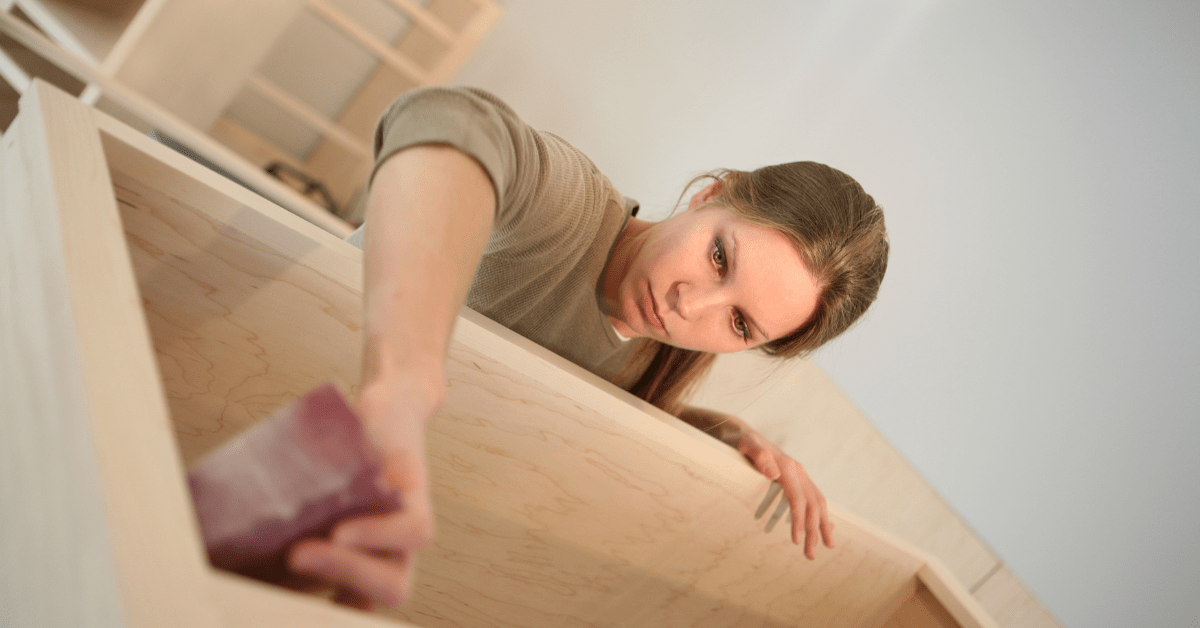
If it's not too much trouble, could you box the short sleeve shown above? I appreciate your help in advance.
[371,86,527,221]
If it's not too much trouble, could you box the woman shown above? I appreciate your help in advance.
[288,87,889,609]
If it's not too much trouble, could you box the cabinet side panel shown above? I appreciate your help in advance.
[878,584,962,628]
[11,81,221,628]
[0,84,126,628]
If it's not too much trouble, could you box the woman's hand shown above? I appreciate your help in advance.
[678,406,835,559]
[286,374,442,610]
[736,431,834,559]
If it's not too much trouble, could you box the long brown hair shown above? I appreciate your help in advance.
[613,162,889,416]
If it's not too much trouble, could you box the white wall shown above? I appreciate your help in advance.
[452,1,1200,627]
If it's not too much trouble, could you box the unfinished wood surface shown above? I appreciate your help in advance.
[1,76,126,628]
[231,0,502,217]
[692,354,1001,589]
[0,17,86,96]
[99,116,1001,627]
[111,153,924,626]
[916,564,996,628]
[0,11,353,236]
[1,80,221,627]
[309,0,428,84]
[3,80,418,628]
[245,72,372,160]
[972,565,1065,628]
[0,36,30,90]
[879,584,961,628]
[207,114,308,174]
[11,0,143,62]
[108,0,303,130]
[0,64,18,129]
[208,572,418,628]
[7,81,1002,628]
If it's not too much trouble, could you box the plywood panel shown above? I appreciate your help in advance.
[692,354,1002,589]
[0,11,353,236]
[12,0,145,62]
[1,77,127,628]
[879,584,961,628]
[972,565,1065,628]
[102,119,942,626]
[6,83,1003,628]
[1,80,221,627]
[111,0,304,130]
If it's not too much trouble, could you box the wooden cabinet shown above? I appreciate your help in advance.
[3,0,502,224]
[7,0,306,129]
[1,81,999,628]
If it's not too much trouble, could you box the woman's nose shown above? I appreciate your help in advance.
[674,283,724,320]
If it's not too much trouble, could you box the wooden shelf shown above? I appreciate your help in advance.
[216,0,502,222]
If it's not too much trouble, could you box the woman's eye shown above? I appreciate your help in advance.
[712,238,727,268]
[734,314,749,340]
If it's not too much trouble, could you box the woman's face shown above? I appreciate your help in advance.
[603,187,820,353]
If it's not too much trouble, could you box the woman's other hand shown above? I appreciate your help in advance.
[736,431,834,559]
[678,406,834,559]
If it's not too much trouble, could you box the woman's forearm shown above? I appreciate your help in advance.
[360,144,496,418]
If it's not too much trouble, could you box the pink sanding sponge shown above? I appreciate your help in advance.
[187,383,399,581]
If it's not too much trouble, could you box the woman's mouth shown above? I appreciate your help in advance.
[643,283,667,336]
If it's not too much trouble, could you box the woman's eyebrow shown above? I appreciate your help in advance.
[730,232,770,342]
[744,311,769,342]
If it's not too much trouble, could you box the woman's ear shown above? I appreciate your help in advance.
[687,180,723,211]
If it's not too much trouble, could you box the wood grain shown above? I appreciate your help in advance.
[692,354,1001,589]
[109,0,304,131]
[879,584,961,628]
[209,571,420,628]
[102,122,986,625]
[0,10,354,236]
[301,0,501,212]
[1,77,127,628]
[2,80,222,627]
[6,83,1003,626]
[105,145,364,464]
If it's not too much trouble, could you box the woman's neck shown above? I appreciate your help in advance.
[599,216,653,317]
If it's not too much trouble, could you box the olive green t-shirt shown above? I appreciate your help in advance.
[348,86,638,381]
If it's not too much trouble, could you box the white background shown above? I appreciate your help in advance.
[452,1,1200,627]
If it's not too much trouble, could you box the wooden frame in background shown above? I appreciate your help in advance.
[4,0,502,225]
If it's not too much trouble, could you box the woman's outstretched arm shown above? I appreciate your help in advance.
[288,144,496,609]
[678,406,835,560]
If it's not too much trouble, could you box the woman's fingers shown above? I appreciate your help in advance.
[333,506,434,554]
[737,431,833,559]
[802,477,821,560]
[818,491,835,549]
[775,460,830,560]
[738,433,781,480]
[289,538,416,608]
[776,462,809,551]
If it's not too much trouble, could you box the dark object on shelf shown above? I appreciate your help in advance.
[266,161,339,217]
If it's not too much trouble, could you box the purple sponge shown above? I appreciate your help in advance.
[187,383,399,582]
